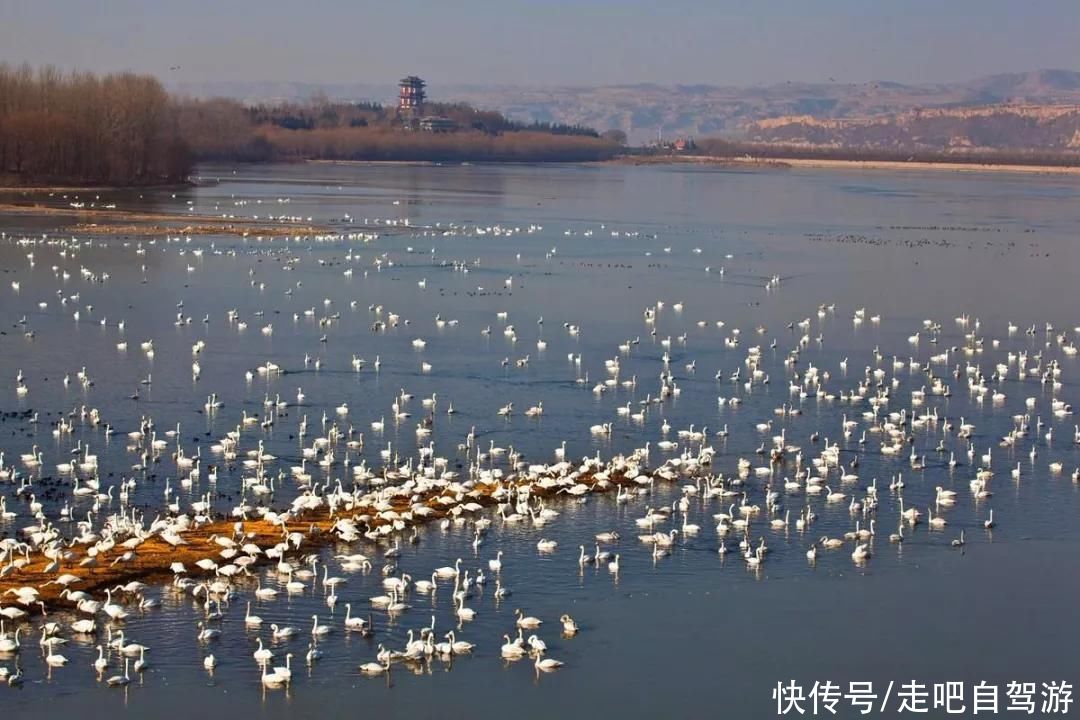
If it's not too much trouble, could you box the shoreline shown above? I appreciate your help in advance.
[0,201,332,237]
[0,181,197,194]
[773,156,1080,175]
[610,154,1080,175]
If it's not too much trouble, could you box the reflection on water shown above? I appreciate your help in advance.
[2,162,1080,719]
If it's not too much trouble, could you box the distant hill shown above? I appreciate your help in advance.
[170,69,1080,150]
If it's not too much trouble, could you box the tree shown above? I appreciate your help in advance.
[602,129,627,145]
[0,64,190,185]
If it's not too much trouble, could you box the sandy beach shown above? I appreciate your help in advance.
[613,154,1080,175]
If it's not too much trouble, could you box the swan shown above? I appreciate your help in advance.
[285,570,306,593]
[272,623,299,640]
[386,589,410,614]
[899,497,921,523]
[0,628,19,652]
[344,603,368,631]
[244,601,263,626]
[134,646,149,673]
[106,658,130,686]
[322,564,345,590]
[196,622,220,641]
[272,653,293,681]
[261,661,287,687]
[306,643,323,664]
[456,597,476,621]
[359,657,390,675]
[534,652,564,671]
[369,588,392,606]
[578,545,594,565]
[94,645,108,673]
[253,637,273,664]
[488,551,503,572]
[435,558,462,579]
[310,615,332,636]
[102,588,129,621]
[414,573,437,594]
[516,609,542,628]
[114,631,148,656]
[770,510,790,529]
[45,646,69,666]
[560,614,579,635]
[255,579,278,600]
[446,631,474,654]
[746,545,763,567]
[527,634,547,654]
[500,634,526,658]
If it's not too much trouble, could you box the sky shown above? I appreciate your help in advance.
[1,0,1077,87]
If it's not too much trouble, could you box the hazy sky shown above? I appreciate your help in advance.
[2,0,1077,87]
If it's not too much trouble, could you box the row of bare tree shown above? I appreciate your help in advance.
[257,126,617,163]
[174,97,616,163]
[0,64,192,186]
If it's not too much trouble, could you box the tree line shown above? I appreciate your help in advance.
[256,127,615,163]
[0,65,618,187]
[176,96,615,164]
[0,64,191,186]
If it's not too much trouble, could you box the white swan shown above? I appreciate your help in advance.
[244,601,263,626]
[534,652,564,671]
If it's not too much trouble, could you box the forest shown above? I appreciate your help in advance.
[0,64,191,186]
[0,64,617,187]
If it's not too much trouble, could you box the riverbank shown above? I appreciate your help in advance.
[613,154,1080,175]
[0,181,196,194]
[609,155,790,169]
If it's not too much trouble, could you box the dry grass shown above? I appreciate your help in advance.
[0,468,634,614]
[0,201,331,233]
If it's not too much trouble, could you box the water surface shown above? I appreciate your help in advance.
[2,162,1079,719]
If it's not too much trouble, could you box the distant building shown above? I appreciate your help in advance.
[398,76,426,123]
[419,116,457,133]
[650,136,696,153]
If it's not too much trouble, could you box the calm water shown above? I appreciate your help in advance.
[2,162,1080,719]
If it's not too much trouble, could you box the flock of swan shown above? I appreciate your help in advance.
[0,197,1077,698]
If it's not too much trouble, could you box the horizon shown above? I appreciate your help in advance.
[162,66,1080,92]
[3,0,1078,88]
